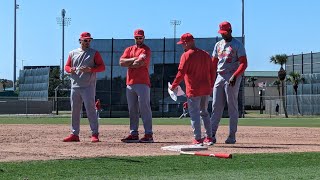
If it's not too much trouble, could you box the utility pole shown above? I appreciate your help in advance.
[170,20,181,64]
[13,0,19,91]
[56,9,71,80]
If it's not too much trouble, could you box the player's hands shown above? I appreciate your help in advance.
[79,66,92,73]
[129,56,145,68]
[70,67,76,74]
[169,85,178,93]
[229,75,237,86]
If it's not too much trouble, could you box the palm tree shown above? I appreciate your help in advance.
[247,76,258,107]
[271,80,281,97]
[271,79,281,115]
[270,54,288,118]
[286,71,305,115]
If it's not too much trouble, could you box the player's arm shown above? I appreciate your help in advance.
[233,56,248,77]
[90,51,106,72]
[229,56,248,86]
[129,50,148,68]
[120,57,137,67]
[129,60,145,68]
[210,57,218,87]
[119,47,136,67]
[171,54,187,90]
[64,55,76,74]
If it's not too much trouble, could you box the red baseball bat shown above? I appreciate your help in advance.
[180,151,232,159]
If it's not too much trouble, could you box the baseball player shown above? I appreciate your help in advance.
[210,21,248,144]
[63,32,106,143]
[170,33,216,145]
[95,99,102,119]
[119,29,153,143]
[179,101,189,119]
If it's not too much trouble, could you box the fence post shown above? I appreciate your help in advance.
[161,37,166,117]
[259,90,263,114]
[55,87,59,115]
[25,97,28,116]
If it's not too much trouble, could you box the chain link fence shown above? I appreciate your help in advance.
[2,94,319,118]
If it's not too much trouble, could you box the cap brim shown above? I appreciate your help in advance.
[218,30,228,34]
[177,41,183,44]
[80,37,93,39]
[134,35,144,37]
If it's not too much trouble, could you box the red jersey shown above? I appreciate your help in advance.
[95,100,101,110]
[183,102,188,109]
[172,48,216,97]
[120,44,151,87]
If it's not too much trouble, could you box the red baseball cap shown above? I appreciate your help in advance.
[80,32,93,39]
[177,33,194,44]
[218,21,232,34]
[134,29,144,37]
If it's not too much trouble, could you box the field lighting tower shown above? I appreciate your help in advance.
[170,20,181,64]
[56,9,71,80]
[13,0,19,90]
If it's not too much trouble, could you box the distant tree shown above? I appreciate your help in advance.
[271,79,281,98]
[113,76,126,89]
[48,68,70,97]
[0,79,8,91]
[247,76,258,107]
[286,71,305,115]
[270,54,288,118]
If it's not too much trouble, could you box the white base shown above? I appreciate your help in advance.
[161,145,208,152]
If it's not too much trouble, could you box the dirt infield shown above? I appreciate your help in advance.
[1,124,320,162]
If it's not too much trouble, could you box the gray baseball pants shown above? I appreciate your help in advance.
[126,84,153,135]
[70,86,99,135]
[188,95,212,140]
[211,73,242,137]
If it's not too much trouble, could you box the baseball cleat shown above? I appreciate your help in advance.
[63,134,80,142]
[192,138,203,146]
[121,134,140,143]
[91,134,100,142]
[203,137,214,146]
[225,136,236,144]
[139,134,154,143]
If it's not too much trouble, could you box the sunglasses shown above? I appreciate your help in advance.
[135,37,144,40]
[83,39,91,42]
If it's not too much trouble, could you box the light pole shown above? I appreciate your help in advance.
[21,60,26,70]
[241,0,245,118]
[56,9,71,80]
[242,0,245,45]
[13,0,19,91]
[170,20,181,64]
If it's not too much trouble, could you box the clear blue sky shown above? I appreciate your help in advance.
[1,0,319,80]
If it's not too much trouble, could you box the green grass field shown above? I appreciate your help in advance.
[1,153,320,179]
[1,117,320,127]
[0,117,320,179]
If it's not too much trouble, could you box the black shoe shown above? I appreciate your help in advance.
[225,136,236,144]
[212,136,217,144]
